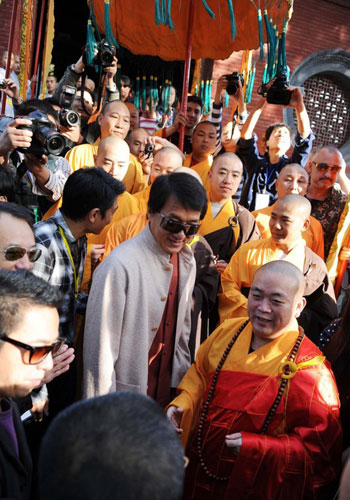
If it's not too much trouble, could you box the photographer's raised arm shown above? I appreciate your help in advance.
[52,56,85,102]
[240,97,266,140]
[289,88,311,139]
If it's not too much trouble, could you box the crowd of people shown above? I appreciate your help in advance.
[1,46,350,499]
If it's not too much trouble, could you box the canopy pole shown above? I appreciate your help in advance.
[31,0,47,99]
[179,0,195,152]
[1,0,19,114]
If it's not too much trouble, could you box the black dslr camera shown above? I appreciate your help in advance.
[258,72,292,106]
[85,39,115,68]
[17,110,66,157]
[224,72,244,96]
[0,79,7,90]
[58,85,80,128]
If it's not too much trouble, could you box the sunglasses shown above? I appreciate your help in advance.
[312,161,342,174]
[1,336,66,365]
[159,212,200,237]
[0,245,42,263]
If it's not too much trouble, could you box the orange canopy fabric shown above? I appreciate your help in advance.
[91,0,293,61]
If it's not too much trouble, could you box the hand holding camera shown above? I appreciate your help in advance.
[0,118,33,157]
[17,110,66,157]
[0,78,20,104]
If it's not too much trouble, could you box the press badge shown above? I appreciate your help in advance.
[255,193,270,210]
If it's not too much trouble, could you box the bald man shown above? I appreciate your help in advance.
[253,164,324,259]
[65,100,146,194]
[167,260,341,499]
[220,194,337,344]
[125,102,140,131]
[199,152,260,275]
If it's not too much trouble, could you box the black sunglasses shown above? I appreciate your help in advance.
[158,212,200,237]
[312,161,342,174]
[1,336,65,365]
[0,245,42,263]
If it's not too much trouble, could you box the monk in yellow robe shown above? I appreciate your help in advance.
[65,100,146,194]
[252,164,324,259]
[167,261,342,499]
[183,121,217,190]
[220,194,337,345]
[199,152,260,275]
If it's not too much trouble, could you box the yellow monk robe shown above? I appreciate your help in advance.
[65,139,147,194]
[199,195,240,243]
[132,185,151,213]
[104,212,148,259]
[219,238,306,322]
[252,204,325,260]
[184,153,212,191]
[327,194,350,284]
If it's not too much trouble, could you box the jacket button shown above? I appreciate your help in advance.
[165,266,171,271]
[161,296,167,301]
[152,327,158,332]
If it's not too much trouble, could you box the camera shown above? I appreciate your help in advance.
[258,72,292,106]
[0,79,7,90]
[17,110,66,157]
[86,39,115,68]
[224,72,244,96]
[58,85,80,128]
[144,143,155,158]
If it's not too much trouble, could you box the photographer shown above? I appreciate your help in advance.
[238,87,313,211]
[0,50,21,116]
[52,54,119,144]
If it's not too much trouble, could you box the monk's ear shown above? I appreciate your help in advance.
[302,217,310,232]
[295,296,306,319]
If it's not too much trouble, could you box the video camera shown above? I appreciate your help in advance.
[258,72,292,106]
[85,39,115,68]
[17,110,66,157]
[58,85,80,128]
[224,72,244,96]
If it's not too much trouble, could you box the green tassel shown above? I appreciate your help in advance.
[150,75,154,108]
[201,0,215,19]
[142,76,147,111]
[224,91,229,107]
[194,84,198,96]
[227,0,236,39]
[257,9,264,61]
[200,80,205,105]
[135,76,140,110]
[246,67,256,103]
[154,77,159,106]
[167,0,174,29]
[104,0,119,48]
[262,63,268,85]
[155,0,161,25]
[86,20,97,66]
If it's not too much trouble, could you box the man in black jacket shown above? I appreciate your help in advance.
[0,270,62,499]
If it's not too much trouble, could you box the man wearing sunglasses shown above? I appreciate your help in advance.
[306,146,348,259]
[0,269,62,499]
[83,172,207,408]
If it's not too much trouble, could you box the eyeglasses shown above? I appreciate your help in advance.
[1,336,65,365]
[312,161,342,174]
[158,213,201,237]
[0,246,42,263]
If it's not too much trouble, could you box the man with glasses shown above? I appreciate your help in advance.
[83,173,207,407]
[0,269,62,499]
[306,146,348,259]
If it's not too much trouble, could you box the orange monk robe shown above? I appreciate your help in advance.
[252,203,325,260]
[184,153,212,191]
[170,317,342,499]
[104,212,148,259]
[65,139,147,194]
[132,185,151,213]
[219,238,307,322]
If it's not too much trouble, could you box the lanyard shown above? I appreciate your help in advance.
[265,166,275,189]
[58,226,79,299]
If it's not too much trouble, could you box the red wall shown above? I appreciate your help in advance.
[212,0,350,147]
[0,0,23,62]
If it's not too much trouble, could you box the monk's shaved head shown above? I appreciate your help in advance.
[275,193,311,218]
[98,136,129,156]
[279,163,309,180]
[173,166,203,184]
[212,152,243,171]
[254,261,306,298]
[153,147,183,164]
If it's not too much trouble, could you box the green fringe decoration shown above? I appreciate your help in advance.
[224,91,229,107]
[86,20,97,66]
[257,9,264,61]
[194,84,198,96]
[245,66,256,103]
[150,75,154,107]
[154,77,159,106]
[201,0,215,19]
[154,0,174,30]
[134,76,140,110]
[104,0,119,48]
[142,76,147,110]
[226,0,236,40]
[155,0,161,25]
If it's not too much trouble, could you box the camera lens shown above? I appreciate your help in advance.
[65,110,80,127]
[46,133,66,155]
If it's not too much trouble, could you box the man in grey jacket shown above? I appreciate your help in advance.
[83,172,208,407]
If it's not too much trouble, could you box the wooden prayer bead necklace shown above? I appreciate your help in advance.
[196,320,304,481]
